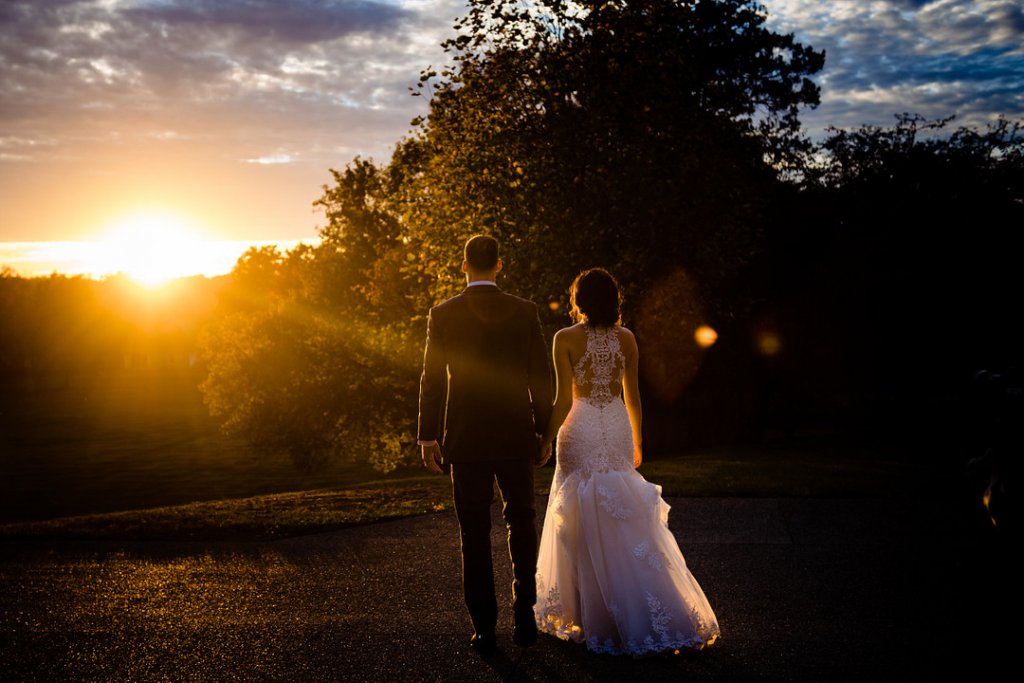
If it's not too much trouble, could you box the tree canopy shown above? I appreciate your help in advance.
[191,2,1022,469]
[196,1,827,469]
[405,0,825,310]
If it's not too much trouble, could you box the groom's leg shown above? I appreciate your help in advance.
[494,459,538,614]
[451,462,498,636]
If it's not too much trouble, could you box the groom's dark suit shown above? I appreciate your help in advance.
[417,283,553,638]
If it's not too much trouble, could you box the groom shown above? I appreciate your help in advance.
[418,235,553,655]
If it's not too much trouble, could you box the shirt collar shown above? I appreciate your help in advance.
[466,280,497,288]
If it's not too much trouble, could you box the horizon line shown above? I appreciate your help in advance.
[0,237,321,280]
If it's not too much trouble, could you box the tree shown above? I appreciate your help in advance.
[404,0,824,317]
[198,0,828,467]
[812,115,1023,364]
[745,115,1024,442]
[199,161,425,472]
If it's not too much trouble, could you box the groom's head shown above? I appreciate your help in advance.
[463,235,501,280]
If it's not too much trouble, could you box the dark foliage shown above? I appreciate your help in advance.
[737,115,1024,448]
[8,3,1017,471]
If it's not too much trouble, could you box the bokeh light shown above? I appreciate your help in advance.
[694,325,718,348]
[757,332,782,356]
[635,268,707,402]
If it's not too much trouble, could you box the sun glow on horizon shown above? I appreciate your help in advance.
[0,235,318,283]
[93,212,215,287]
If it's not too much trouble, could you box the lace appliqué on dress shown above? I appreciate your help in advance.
[556,325,633,481]
[537,583,584,642]
[597,484,632,520]
[572,326,624,407]
[633,541,667,572]
[573,589,715,656]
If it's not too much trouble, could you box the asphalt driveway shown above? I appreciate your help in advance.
[0,496,1010,681]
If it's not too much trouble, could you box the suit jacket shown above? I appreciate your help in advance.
[417,284,553,464]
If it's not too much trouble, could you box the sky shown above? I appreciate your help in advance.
[1,0,1022,277]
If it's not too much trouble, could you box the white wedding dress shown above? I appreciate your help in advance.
[535,325,720,655]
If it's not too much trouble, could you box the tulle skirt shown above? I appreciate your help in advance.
[535,399,720,655]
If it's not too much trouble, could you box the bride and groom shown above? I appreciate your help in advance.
[417,235,720,657]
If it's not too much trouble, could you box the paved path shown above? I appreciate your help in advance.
[0,497,1011,681]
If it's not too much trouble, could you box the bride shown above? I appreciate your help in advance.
[535,268,720,655]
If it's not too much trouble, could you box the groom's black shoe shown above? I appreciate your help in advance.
[469,632,497,656]
[512,609,538,648]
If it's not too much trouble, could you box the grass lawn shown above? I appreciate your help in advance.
[1,369,389,522]
[0,443,925,543]
[1,367,939,543]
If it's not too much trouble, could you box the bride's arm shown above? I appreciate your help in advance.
[621,328,643,468]
[541,329,574,448]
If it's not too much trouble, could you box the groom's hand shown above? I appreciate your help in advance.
[421,442,444,475]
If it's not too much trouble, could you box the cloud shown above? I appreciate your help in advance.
[0,0,463,164]
[120,0,411,44]
[7,0,1020,169]
[764,0,1024,133]
[246,154,295,165]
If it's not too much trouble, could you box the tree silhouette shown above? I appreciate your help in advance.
[404,0,824,313]
[199,165,425,471]
[197,0,828,469]
[743,115,1024,443]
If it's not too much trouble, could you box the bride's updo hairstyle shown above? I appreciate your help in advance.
[570,268,621,327]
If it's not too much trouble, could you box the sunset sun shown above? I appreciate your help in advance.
[95,213,214,287]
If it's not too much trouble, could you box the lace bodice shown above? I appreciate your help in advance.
[572,325,625,406]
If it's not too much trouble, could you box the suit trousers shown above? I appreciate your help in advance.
[450,458,538,635]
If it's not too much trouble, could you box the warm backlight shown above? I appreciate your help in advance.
[94,212,212,287]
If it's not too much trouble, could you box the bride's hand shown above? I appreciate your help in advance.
[535,440,553,467]
[633,444,642,469]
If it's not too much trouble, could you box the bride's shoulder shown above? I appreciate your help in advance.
[554,323,586,337]
[553,323,586,346]
[615,326,638,352]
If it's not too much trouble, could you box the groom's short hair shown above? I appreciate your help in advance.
[464,235,499,271]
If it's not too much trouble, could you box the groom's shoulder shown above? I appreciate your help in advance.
[429,290,467,313]
[497,292,542,322]
[428,292,471,325]
[429,290,538,331]
[433,289,537,310]
[503,291,539,309]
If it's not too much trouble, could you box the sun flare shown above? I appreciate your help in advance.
[94,212,214,287]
